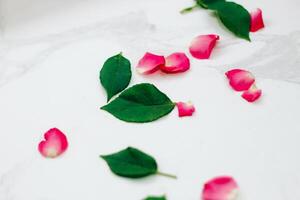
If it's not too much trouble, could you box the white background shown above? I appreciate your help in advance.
[0,0,300,199]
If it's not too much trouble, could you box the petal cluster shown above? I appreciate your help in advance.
[250,8,265,32]
[225,69,262,102]
[202,176,239,200]
[189,34,219,59]
[137,52,190,74]
[136,34,221,75]
[38,128,68,158]
[176,101,195,117]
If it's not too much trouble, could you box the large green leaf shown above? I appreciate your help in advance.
[214,2,250,40]
[100,147,158,178]
[101,83,175,123]
[194,0,251,40]
[144,196,167,200]
[100,53,131,102]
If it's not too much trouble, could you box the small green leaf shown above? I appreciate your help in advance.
[143,196,167,200]
[100,53,131,102]
[101,147,177,179]
[213,2,251,40]
[101,83,175,123]
[100,147,157,178]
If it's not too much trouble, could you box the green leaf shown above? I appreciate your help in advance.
[100,147,158,178]
[100,53,132,102]
[144,196,167,200]
[101,147,177,179]
[101,83,175,123]
[194,0,251,40]
[213,2,251,40]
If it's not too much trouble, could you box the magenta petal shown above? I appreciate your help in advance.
[189,34,219,59]
[160,52,190,74]
[250,8,265,32]
[242,84,262,102]
[136,52,165,74]
[225,69,255,91]
[202,176,239,200]
[38,128,68,158]
[176,101,195,117]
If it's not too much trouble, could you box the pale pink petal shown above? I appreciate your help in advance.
[38,128,68,158]
[250,8,265,32]
[189,34,219,59]
[136,52,165,74]
[242,84,262,102]
[160,52,190,73]
[176,101,195,117]
[202,176,239,200]
[225,69,255,91]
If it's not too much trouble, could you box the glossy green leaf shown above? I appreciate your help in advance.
[100,53,131,102]
[194,0,251,40]
[144,196,167,200]
[100,147,158,178]
[101,83,175,123]
[214,2,251,40]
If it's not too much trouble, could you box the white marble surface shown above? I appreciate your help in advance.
[0,0,300,199]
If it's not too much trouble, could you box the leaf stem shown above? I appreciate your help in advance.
[197,0,208,9]
[180,4,199,14]
[156,171,177,179]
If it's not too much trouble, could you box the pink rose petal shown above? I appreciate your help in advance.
[225,69,255,91]
[189,34,219,59]
[242,84,262,102]
[176,101,195,117]
[250,8,265,32]
[38,128,68,158]
[136,52,165,74]
[160,52,190,73]
[202,176,239,200]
